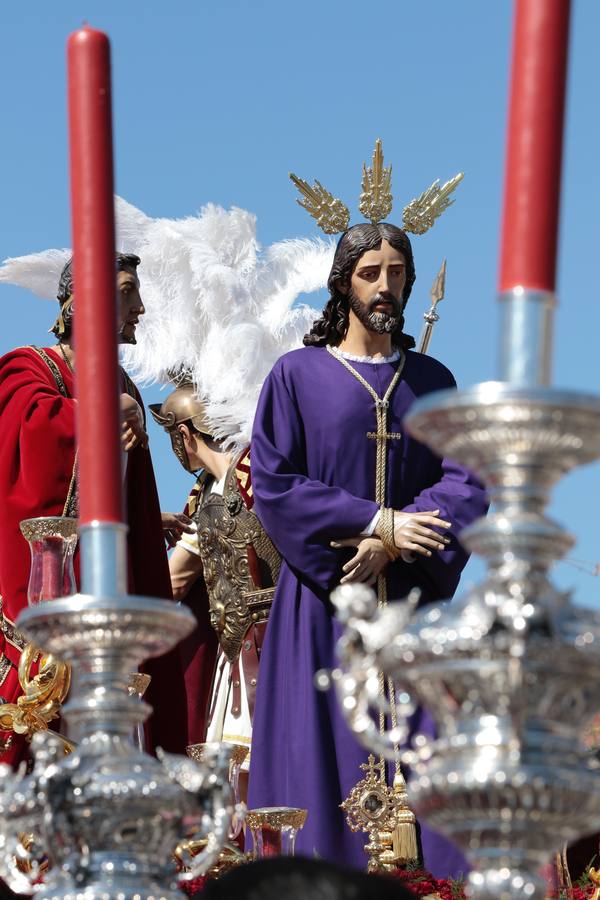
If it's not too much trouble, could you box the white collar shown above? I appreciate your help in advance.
[209,473,227,496]
[332,346,401,365]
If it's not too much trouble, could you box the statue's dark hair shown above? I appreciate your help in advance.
[303,223,416,349]
[52,252,141,339]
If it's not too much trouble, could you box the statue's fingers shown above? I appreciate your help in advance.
[422,516,452,529]
[340,562,364,582]
[342,556,361,574]
[331,538,360,549]
[405,542,432,558]
[413,525,451,544]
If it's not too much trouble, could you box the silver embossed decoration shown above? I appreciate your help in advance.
[0,593,236,899]
[401,386,600,900]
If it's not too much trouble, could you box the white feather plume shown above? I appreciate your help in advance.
[0,249,70,300]
[0,197,335,451]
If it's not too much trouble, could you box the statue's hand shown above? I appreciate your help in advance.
[392,509,452,562]
[331,537,389,587]
[161,512,194,548]
[120,393,148,452]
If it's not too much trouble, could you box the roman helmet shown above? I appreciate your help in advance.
[149,384,213,472]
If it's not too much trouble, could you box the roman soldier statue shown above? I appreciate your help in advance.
[150,385,281,781]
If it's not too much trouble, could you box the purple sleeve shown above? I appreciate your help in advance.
[251,368,379,592]
[401,455,488,598]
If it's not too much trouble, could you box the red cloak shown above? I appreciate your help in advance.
[0,346,188,763]
[178,579,218,746]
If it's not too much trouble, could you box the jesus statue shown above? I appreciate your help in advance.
[246,150,488,875]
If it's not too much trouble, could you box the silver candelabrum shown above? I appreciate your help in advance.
[0,589,236,899]
[329,289,600,900]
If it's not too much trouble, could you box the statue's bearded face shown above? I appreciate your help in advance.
[345,239,407,335]
[117,267,145,345]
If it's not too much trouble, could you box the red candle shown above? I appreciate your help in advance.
[67,27,123,525]
[498,0,571,292]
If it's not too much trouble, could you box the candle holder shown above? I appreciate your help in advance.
[0,518,77,741]
[175,742,249,878]
[20,517,78,606]
[0,593,236,898]
[187,741,248,840]
[329,383,600,900]
[245,807,307,859]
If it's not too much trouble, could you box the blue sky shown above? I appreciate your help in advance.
[1,1,599,605]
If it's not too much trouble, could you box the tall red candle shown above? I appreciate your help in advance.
[498,0,571,292]
[67,27,123,525]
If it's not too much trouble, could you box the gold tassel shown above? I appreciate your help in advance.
[393,808,419,863]
[392,772,419,863]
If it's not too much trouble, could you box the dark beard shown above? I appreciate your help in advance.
[348,289,405,336]
[117,326,137,345]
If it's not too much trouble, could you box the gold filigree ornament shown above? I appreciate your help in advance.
[288,174,350,235]
[359,139,393,224]
[341,754,416,873]
[15,832,49,878]
[588,867,600,900]
[187,741,249,770]
[128,672,152,698]
[0,643,72,745]
[402,172,464,235]
[174,838,246,879]
[290,138,463,235]
[244,807,307,832]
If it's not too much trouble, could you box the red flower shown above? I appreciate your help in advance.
[180,875,207,896]
[386,867,466,899]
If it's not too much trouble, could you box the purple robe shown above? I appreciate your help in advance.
[247,346,487,875]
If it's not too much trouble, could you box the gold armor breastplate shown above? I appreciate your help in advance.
[194,454,280,663]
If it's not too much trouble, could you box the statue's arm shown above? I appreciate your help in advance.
[251,368,378,593]
[169,543,204,603]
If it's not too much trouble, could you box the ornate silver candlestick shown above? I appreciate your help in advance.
[0,592,235,899]
[329,382,600,900]
[404,386,600,899]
